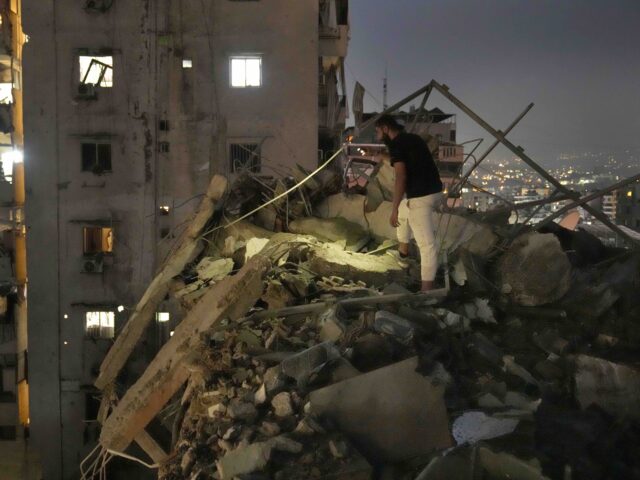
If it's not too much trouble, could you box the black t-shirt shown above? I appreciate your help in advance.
[387,131,443,198]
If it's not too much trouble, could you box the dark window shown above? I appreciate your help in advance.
[159,120,170,131]
[81,143,112,174]
[229,143,260,173]
[160,227,170,238]
[449,130,456,143]
[0,426,16,440]
[83,227,113,255]
[85,392,101,421]
[158,142,170,153]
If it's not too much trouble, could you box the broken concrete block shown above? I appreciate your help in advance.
[318,304,348,342]
[217,441,272,479]
[503,355,539,387]
[227,400,258,422]
[195,257,234,282]
[316,193,395,240]
[245,237,271,261]
[329,358,362,384]
[310,357,452,462]
[271,392,294,417]
[289,217,370,251]
[280,341,341,386]
[452,411,520,445]
[462,298,496,324]
[574,355,640,420]
[477,393,505,409]
[259,421,280,437]
[294,416,325,436]
[504,391,541,412]
[467,332,504,367]
[373,310,414,343]
[261,279,295,310]
[307,242,406,287]
[264,366,286,395]
[495,232,572,307]
[207,403,227,417]
[270,435,303,454]
[254,384,267,405]
[180,447,196,474]
[437,309,470,331]
[279,270,313,298]
[350,333,395,372]
[329,439,349,459]
[534,359,565,380]
[478,447,549,480]
[533,330,569,356]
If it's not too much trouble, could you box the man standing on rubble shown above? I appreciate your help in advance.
[375,115,443,292]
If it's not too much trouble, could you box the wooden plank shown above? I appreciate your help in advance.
[95,175,228,390]
[99,253,272,452]
[134,429,168,465]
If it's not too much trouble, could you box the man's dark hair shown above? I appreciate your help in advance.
[375,114,404,131]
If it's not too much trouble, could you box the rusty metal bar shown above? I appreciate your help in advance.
[430,80,637,244]
[409,86,433,133]
[451,102,534,196]
[535,173,640,234]
[431,81,567,193]
[357,82,433,135]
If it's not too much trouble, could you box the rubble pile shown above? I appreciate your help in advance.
[95,170,640,480]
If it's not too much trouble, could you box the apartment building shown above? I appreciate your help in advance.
[617,184,640,231]
[22,1,348,478]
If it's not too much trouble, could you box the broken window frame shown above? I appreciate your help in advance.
[79,55,114,88]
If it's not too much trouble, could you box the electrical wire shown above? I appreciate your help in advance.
[200,146,344,237]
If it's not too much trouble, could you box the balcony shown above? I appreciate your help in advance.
[320,24,348,63]
[437,145,464,163]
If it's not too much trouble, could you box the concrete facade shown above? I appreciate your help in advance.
[617,184,640,231]
[22,1,347,478]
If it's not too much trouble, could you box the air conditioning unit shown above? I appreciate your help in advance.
[82,256,104,274]
[77,83,97,100]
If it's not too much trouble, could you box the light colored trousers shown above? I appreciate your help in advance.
[397,193,442,282]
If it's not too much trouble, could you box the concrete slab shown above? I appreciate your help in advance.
[575,355,640,420]
[309,356,452,463]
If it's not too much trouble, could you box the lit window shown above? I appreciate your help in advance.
[83,227,113,255]
[156,312,170,323]
[159,205,171,215]
[627,191,633,198]
[79,56,113,87]
[85,311,115,339]
[0,83,13,104]
[182,59,193,69]
[230,56,261,88]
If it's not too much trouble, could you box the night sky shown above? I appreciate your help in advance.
[346,0,640,168]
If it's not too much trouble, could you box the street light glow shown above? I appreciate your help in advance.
[2,149,23,164]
